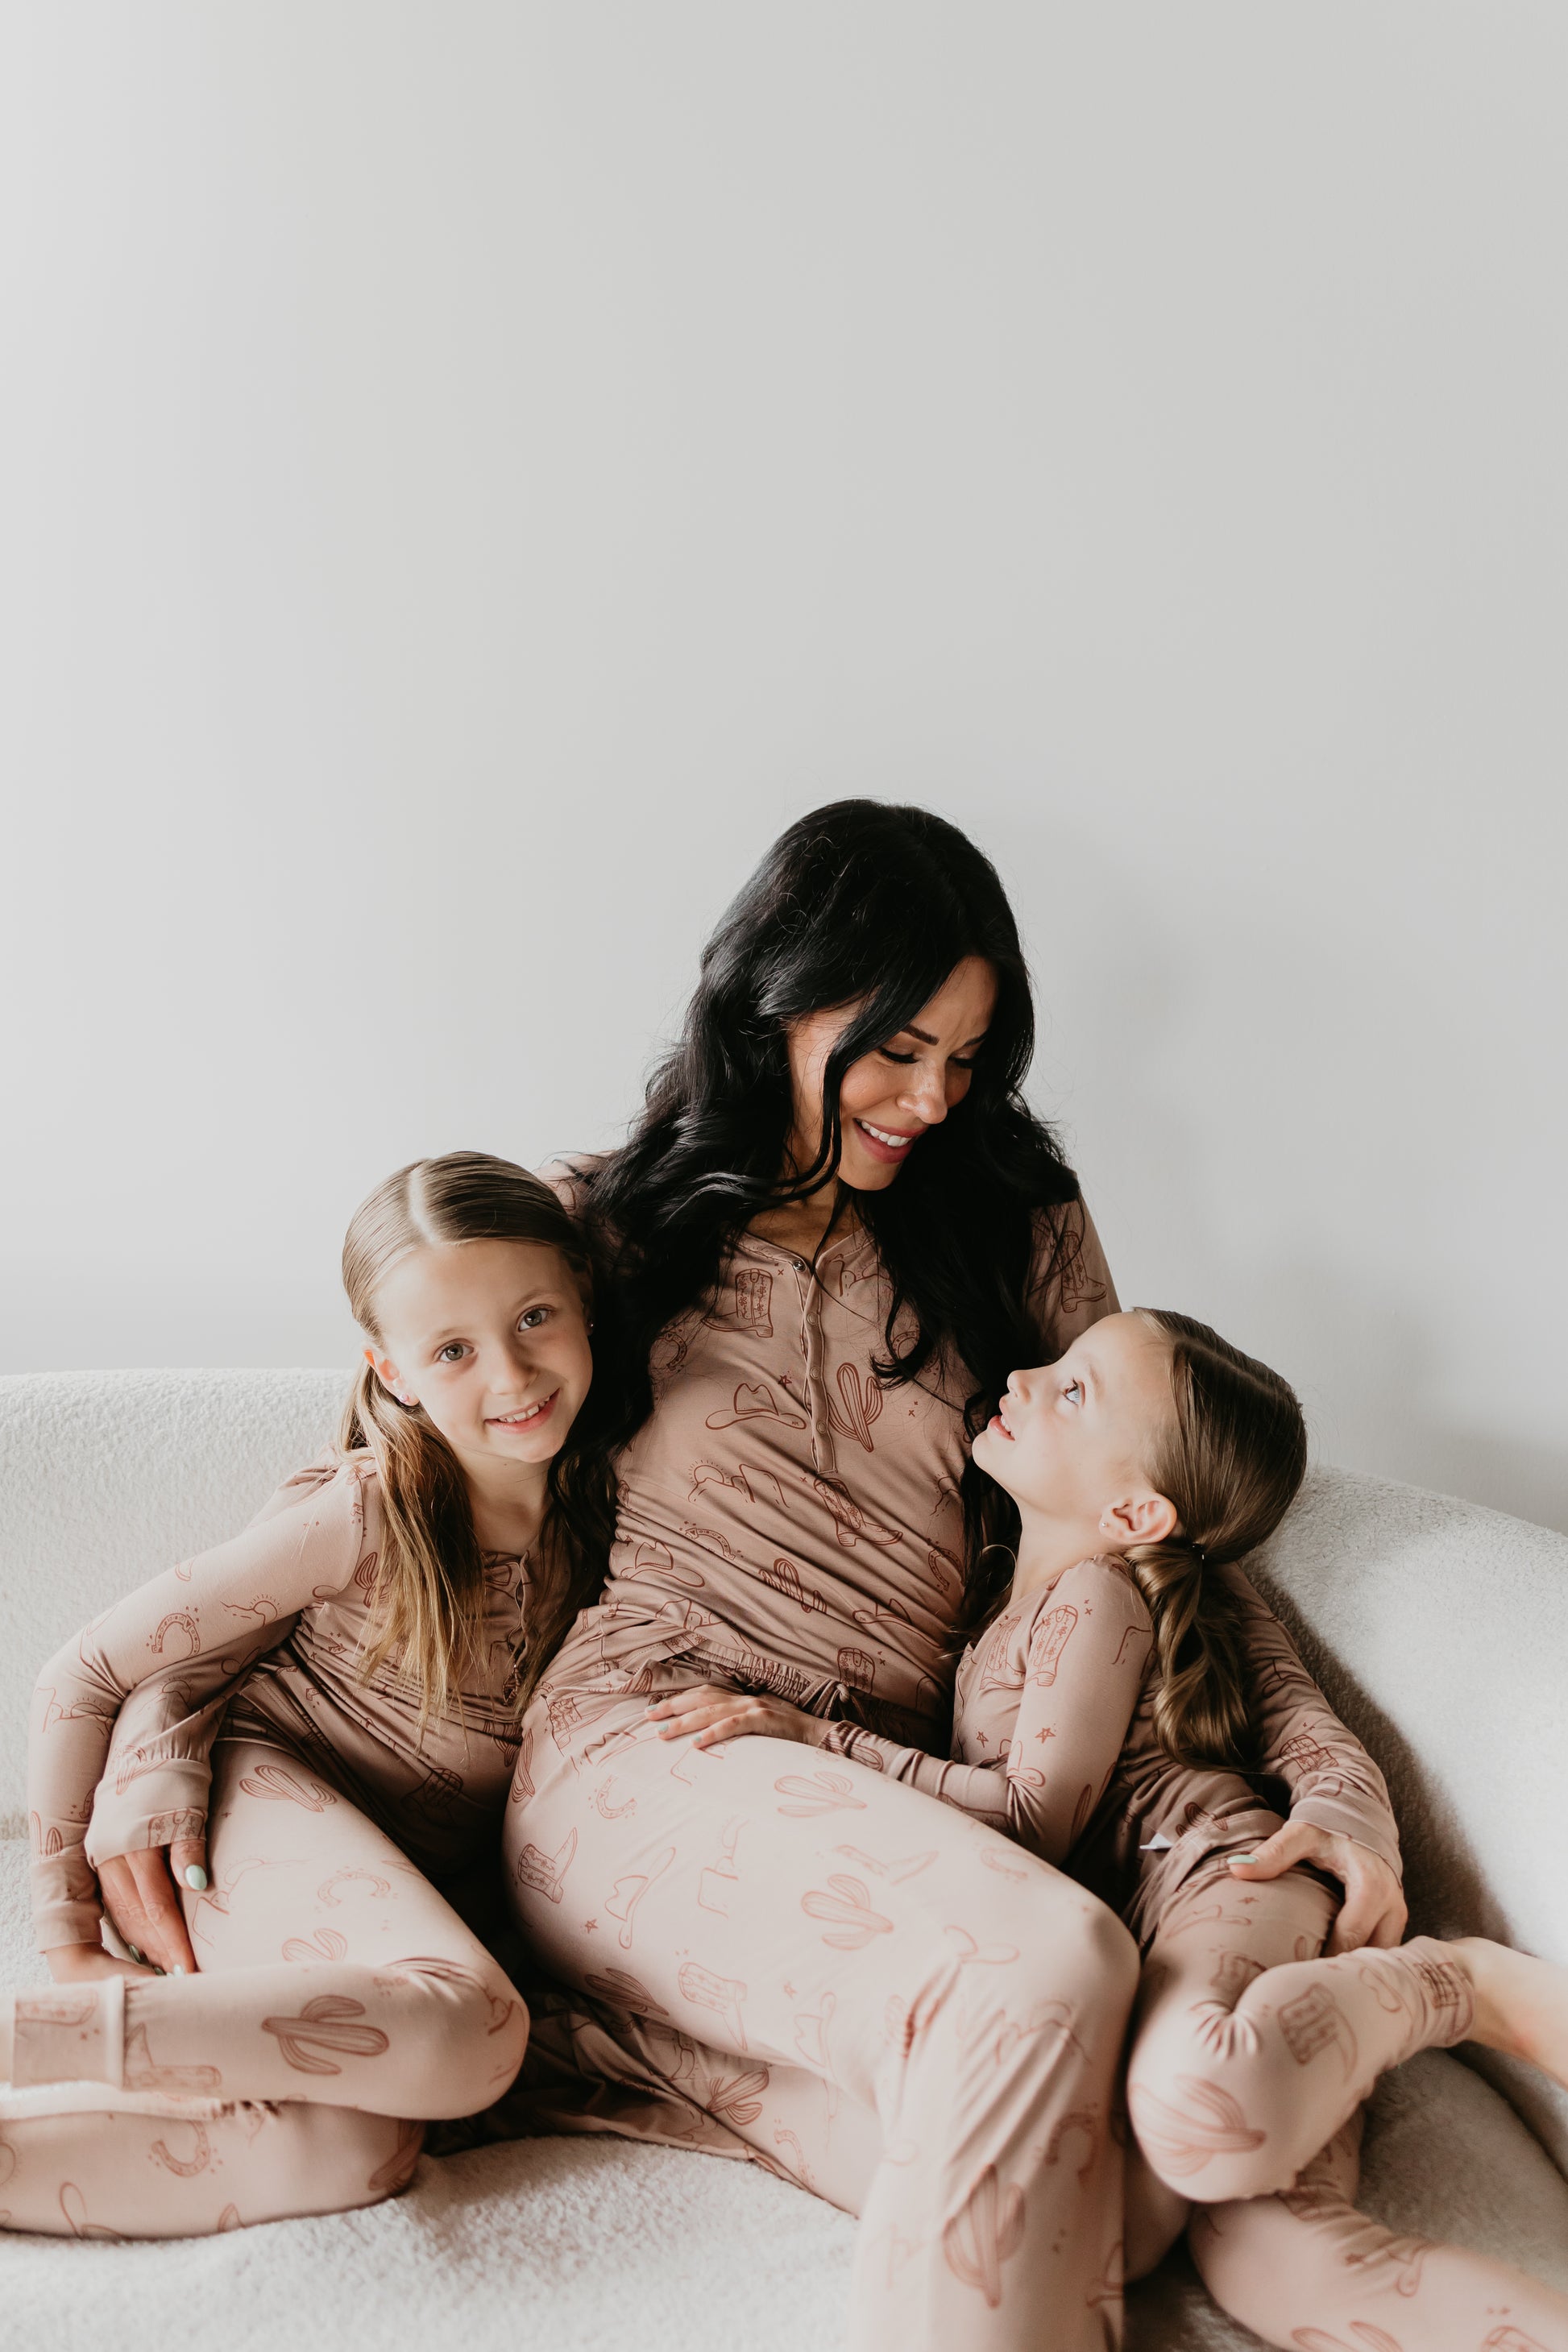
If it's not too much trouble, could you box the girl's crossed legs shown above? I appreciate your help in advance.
[1127,1856,1568,2350]
[2,1736,527,2236]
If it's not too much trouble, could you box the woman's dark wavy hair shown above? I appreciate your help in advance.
[583,799,1083,1629]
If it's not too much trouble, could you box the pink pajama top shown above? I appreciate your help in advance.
[540,1198,1118,1752]
[819,1561,1395,1941]
[537,1180,1402,1902]
[27,1456,529,1951]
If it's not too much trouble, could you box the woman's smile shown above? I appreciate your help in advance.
[852,1117,924,1164]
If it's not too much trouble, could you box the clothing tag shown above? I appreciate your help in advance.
[1139,1832,1174,1852]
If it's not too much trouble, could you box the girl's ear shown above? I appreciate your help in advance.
[1099,1490,1179,1549]
[364,1345,415,1409]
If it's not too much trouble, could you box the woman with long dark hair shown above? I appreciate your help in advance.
[504,803,1405,2352]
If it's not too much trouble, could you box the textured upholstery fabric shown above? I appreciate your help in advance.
[1,1370,1563,2349]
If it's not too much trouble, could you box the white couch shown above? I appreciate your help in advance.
[2,1368,1566,2352]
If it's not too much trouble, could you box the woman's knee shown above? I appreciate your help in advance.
[392,1957,529,2118]
[1045,1889,1141,2010]
[1007,1885,1141,2047]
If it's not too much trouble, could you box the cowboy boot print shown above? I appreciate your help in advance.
[514,1827,579,1906]
[678,1960,750,2051]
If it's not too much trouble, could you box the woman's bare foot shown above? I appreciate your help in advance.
[1451,1936,1568,2088]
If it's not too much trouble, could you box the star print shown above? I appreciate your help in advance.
[584,1919,599,1932]
[1035,1727,1056,1744]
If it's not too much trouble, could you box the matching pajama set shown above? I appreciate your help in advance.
[494,1193,1497,2352]
[10,1457,529,2236]
[13,1181,1559,2351]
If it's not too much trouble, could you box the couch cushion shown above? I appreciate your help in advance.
[1247,1465,1568,1966]
[0,1369,347,1815]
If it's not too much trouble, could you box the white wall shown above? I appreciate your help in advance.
[4,6,1565,1533]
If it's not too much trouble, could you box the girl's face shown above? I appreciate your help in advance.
[365,1238,593,1483]
[785,956,997,1195]
[972,1313,1180,1551]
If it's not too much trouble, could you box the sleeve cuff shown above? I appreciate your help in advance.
[85,1761,210,1870]
[30,1856,105,1954]
[1290,1797,1404,1881]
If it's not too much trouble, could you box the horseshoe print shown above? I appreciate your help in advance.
[149,2121,214,2178]
[316,1866,392,1910]
[147,1612,202,1659]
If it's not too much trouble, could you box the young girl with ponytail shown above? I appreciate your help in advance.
[651,1307,1568,2349]
[7,1151,613,2238]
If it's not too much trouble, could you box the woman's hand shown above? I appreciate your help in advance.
[1229,1822,1408,1953]
[96,1833,209,1977]
[645,1685,827,1751]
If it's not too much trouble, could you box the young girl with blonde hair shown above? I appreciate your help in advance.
[6,1151,612,2237]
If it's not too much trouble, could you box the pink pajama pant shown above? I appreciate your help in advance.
[2,1736,527,2236]
[496,1811,1568,2352]
[504,1693,1140,2352]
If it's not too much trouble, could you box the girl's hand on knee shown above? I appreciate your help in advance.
[1229,1823,1407,1952]
[97,1836,208,1977]
[644,1686,826,1750]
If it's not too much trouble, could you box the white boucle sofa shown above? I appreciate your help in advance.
[2,1367,1566,2352]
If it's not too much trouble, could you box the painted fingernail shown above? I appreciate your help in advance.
[184,1865,209,1891]
[127,1943,143,1963]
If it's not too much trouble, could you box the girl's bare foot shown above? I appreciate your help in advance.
[1452,1936,1568,2088]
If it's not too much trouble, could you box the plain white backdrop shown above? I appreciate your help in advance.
[2,6,1565,1532]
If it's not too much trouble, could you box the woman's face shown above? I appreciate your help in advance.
[785,955,998,1194]
[365,1238,593,1483]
